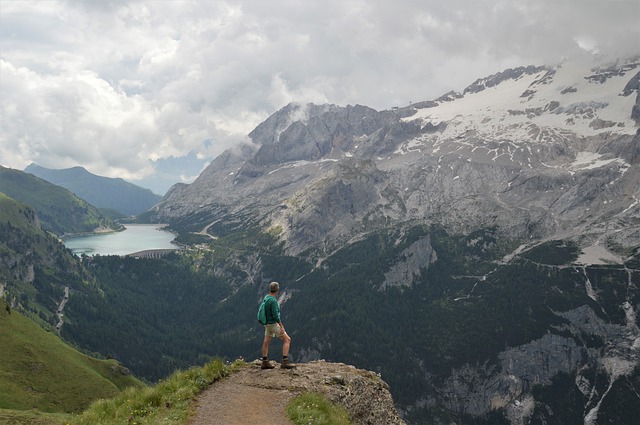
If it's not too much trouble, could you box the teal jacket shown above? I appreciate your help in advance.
[263,295,281,324]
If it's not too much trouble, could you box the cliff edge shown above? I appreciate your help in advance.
[191,360,406,425]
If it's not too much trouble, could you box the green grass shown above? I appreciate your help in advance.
[66,359,236,425]
[286,393,352,425]
[0,408,71,425]
[0,193,34,233]
[0,300,143,416]
[0,302,236,425]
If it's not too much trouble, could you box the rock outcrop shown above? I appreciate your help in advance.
[195,360,406,425]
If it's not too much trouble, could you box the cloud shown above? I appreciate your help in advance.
[1,0,638,191]
[0,59,158,177]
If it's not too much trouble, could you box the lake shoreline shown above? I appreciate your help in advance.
[60,223,170,240]
[63,224,177,256]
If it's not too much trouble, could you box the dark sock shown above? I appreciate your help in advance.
[283,355,288,360]
[263,357,268,361]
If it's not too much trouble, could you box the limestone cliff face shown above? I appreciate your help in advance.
[432,302,640,425]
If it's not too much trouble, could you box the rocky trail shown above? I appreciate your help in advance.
[190,360,406,425]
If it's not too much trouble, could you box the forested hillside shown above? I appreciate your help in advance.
[0,166,123,235]
[62,254,234,379]
[0,193,93,328]
[58,222,640,424]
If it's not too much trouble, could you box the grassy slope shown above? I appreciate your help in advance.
[68,359,232,425]
[0,299,143,416]
[0,409,71,425]
[0,193,33,233]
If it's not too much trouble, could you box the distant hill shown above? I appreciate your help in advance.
[25,164,163,216]
[0,298,143,421]
[0,166,123,236]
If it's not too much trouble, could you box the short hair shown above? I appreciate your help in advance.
[269,281,280,293]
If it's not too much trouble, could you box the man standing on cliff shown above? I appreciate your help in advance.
[261,281,296,369]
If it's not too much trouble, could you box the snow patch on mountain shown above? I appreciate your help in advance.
[568,151,630,175]
[405,58,638,142]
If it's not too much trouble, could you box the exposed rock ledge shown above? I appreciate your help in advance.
[192,360,406,425]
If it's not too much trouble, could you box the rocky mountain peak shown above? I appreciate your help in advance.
[462,65,550,95]
[154,55,640,259]
[239,102,398,177]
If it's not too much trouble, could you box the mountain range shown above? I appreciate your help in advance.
[1,54,639,425]
[24,164,163,217]
[152,56,640,259]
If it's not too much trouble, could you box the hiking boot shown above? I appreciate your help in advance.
[281,358,296,369]
[261,360,275,369]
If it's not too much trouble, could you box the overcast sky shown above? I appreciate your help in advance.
[1,0,639,194]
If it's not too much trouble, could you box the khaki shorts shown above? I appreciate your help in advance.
[264,323,283,338]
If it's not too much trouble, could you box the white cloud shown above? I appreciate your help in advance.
[1,0,638,191]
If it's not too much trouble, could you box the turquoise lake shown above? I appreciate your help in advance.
[64,224,178,256]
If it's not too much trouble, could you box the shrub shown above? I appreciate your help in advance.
[286,392,351,425]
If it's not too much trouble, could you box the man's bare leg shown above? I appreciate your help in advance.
[261,335,275,369]
[279,332,291,357]
[262,335,272,358]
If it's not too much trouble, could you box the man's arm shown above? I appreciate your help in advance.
[272,299,285,334]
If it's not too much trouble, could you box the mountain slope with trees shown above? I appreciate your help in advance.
[0,192,98,328]
[0,189,141,424]
[0,166,123,235]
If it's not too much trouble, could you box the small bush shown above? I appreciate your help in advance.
[286,392,351,425]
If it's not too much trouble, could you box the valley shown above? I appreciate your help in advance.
[1,54,639,424]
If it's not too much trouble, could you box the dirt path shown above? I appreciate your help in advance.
[190,365,294,425]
